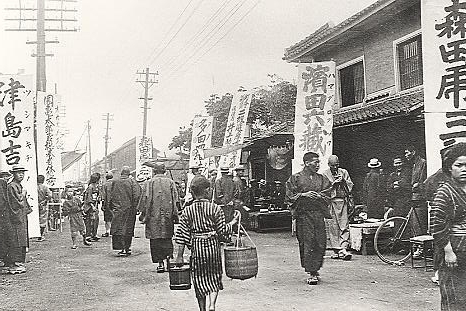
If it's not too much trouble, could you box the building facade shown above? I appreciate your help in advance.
[284,0,425,201]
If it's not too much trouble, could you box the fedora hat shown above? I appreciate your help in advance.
[219,166,230,173]
[10,165,28,173]
[234,164,245,171]
[367,158,381,168]
[189,163,203,170]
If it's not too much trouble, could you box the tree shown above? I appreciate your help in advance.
[168,126,192,156]
[204,93,233,147]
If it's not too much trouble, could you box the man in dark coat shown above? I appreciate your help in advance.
[286,152,332,285]
[0,171,12,273]
[386,157,412,217]
[109,166,141,256]
[101,172,114,238]
[138,162,180,272]
[6,166,32,274]
[214,167,235,222]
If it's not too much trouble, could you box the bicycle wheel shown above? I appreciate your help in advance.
[374,216,415,265]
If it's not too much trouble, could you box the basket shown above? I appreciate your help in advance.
[168,262,191,290]
[224,212,258,280]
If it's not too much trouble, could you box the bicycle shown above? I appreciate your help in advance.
[373,201,425,265]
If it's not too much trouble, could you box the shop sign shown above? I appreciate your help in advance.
[189,115,213,171]
[136,136,153,181]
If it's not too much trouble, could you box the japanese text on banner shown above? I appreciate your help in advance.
[293,62,335,173]
[189,116,213,171]
[136,136,153,181]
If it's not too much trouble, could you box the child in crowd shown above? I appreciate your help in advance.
[62,187,92,249]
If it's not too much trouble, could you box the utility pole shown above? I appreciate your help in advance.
[87,120,92,179]
[5,0,78,92]
[136,68,158,138]
[102,113,114,174]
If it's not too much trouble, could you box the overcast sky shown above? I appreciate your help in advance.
[0,0,375,161]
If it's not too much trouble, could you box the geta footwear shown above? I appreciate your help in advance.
[8,265,26,274]
[37,237,44,242]
[339,250,352,261]
[117,250,126,257]
[306,275,319,285]
[71,245,78,249]
[48,228,56,231]
[101,233,109,237]
[90,236,100,241]
[125,249,132,256]
[83,239,92,246]
[156,265,165,273]
[431,276,439,286]
[331,253,340,259]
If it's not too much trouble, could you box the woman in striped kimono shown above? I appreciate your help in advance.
[175,175,239,311]
[431,142,466,310]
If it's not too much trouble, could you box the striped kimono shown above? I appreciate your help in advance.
[175,199,232,298]
[431,182,466,311]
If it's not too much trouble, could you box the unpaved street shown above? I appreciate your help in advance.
[1,219,439,311]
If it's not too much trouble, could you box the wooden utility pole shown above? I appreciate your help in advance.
[136,68,158,137]
[87,120,92,179]
[102,113,114,173]
[5,0,78,92]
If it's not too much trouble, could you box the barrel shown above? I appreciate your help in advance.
[168,263,191,290]
[224,246,258,280]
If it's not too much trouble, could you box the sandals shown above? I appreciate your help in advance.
[306,275,319,285]
[331,253,340,259]
[156,265,165,273]
[71,245,78,249]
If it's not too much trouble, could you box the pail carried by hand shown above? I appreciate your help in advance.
[168,261,191,290]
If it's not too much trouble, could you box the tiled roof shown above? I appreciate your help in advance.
[283,0,393,61]
[333,88,423,127]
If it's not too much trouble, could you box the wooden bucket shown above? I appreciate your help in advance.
[168,262,191,290]
[224,246,258,280]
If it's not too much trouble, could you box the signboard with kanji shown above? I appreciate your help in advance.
[293,62,335,173]
[0,74,40,237]
[36,92,64,188]
[422,0,466,175]
[219,90,252,169]
[135,136,153,181]
[188,115,213,170]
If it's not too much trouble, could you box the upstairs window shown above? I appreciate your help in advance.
[397,35,423,91]
[339,61,365,107]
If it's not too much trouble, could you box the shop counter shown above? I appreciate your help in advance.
[248,209,292,232]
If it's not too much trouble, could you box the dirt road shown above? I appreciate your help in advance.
[0,219,439,311]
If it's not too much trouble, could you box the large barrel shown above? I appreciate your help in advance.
[168,263,191,290]
[224,246,258,280]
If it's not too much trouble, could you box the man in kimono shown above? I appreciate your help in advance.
[214,167,235,223]
[322,155,354,261]
[286,152,331,285]
[37,175,52,241]
[0,171,12,273]
[6,166,32,274]
[101,172,114,238]
[138,162,180,272]
[109,167,141,256]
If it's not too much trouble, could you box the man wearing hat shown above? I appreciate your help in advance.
[6,165,32,274]
[109,166,141,256]
[183,164,203,207]
[233,165,249,222]
[386,157,411,218]
[214,166,235,223]
[138,162,180,272]
[363,158,386,219]
[0,171,12,272]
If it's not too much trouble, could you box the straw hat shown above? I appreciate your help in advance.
[220,166,230,173]
[367,158,381,168]
[10,165,28,173]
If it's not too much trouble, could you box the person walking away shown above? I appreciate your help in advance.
[363,158,386,219]
[175,175,239,311]
[101,172,114,238]
[430,142,466,310]
[62,186,92,249]
[233,165,249,224]
[322,155,354,261]
[285,152,332,285]
[37,175,52,241]
[183,164,203,208]
[109,166,141,256]
[138,162,180,272]
[0,171,12,273]
[6,165,33,274]
[83,173,101,242]
[214,167,235,223]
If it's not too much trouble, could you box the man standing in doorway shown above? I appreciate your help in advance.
[110,167,141,256]
[322,155,354,261]
[286,152,332,285]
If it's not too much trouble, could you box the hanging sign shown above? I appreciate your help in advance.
[136,136,153,181]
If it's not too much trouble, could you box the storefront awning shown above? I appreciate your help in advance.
[334,88,423,128]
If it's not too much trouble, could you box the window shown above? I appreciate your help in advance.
[339,61,365,107]
[397,35,423,91]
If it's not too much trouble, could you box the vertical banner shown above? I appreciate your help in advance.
[136,136,153,181]
[36,92,64,188]
[422,0,466,175]
[189,115,213,171]
[0,74,40,237]
[293,62,335,173]
[219,90,252,168]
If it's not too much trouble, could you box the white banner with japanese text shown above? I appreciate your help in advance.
[36,92,64,188]
[219,90,252,169]
[293,62,335,174]
[422,0,466,175]
[189,115,213,171]
[135,136,153,181]
[0,74,40,237]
